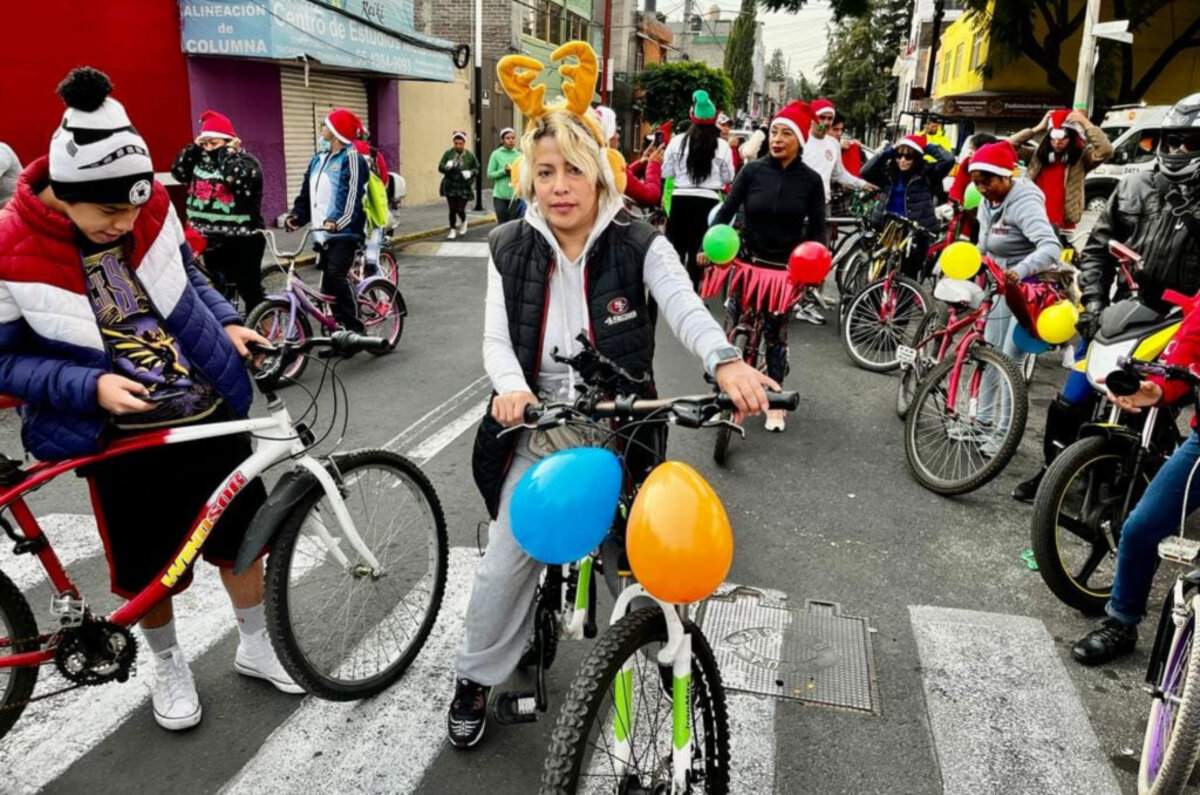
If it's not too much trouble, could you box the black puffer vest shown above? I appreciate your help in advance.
[472,213,662,518]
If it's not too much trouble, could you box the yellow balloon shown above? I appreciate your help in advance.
[939,240,983,280]
[626,461,733,604]
[1036,300,1080,345]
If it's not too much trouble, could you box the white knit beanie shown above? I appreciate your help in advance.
[49,67,154,206]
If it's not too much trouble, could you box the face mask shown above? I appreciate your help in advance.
[317,137,331,153]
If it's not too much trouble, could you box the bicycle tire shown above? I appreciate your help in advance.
[896,305,950,420]
[264,449,448,700]
[379,250,400,286]
[904,345,1028,495]
[540,606,730,794]
[842,275,934,373]
[713,425,732,467]
[1030,437,1152,615]
[357,281,404,353]
[0,568,38,741]
[838,250,871,306]
[713,331,749,467]
[245,299,312,382]
[1139,596,1200,794]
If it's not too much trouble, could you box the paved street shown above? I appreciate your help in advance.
[0,223,1169,795]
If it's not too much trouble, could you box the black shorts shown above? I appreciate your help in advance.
[82,413,268,598]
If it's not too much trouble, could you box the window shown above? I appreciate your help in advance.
[548,2,564,44]
[566,11,588,42]
[522,1,536,36]
[970,34,982,70]
[953,43,964,78]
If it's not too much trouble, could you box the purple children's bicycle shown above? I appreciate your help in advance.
[247,228,406,382]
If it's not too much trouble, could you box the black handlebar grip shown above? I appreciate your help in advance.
[768,391,801,411]
[331,330,386,354]
[522,404,543,423]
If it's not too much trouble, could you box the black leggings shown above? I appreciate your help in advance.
[723,290,790,385]
[204,232,266,311]
[316,237,364,333]
[667,194,720,291]
[447,197,468,228]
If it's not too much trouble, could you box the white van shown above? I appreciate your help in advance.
[1084,104,1171,212]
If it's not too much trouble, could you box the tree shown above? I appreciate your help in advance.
[766,48,787,82]
[637,61,735,125]
[723,0,758,112]
[959,0,1200,105]
[820,1,903,134]
[759,0,869,17]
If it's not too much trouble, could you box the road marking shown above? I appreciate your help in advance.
[382,375,489,453]
[8,514,102,592]
[219,548,478,794]
[728,692,776,793]
[401,241,490,259]
[909,605,1121,795]
[407,399,489,465]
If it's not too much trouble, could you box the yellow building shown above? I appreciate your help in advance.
[932,0,1200,131]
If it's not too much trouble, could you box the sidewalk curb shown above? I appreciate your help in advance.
[276,215,497,269]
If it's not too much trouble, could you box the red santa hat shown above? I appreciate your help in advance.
[896,133,927,154]
[771,101,814,143]
[197,110,237,141]
[1048,108,1084,140]
[325,107,364,144]
[967,141,1019,177]
[811,98,835,119]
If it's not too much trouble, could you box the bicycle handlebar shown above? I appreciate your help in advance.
[248,331,386,390]
[519,389,800,431]
[257,228,312,262]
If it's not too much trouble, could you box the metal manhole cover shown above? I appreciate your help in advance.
[698,586,879,713]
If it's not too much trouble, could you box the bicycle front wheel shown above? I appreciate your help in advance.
[357,281,404,352]
[842,275,933,372]
[265,449,448,700]
[904,345,1028,495]
[541,607,730,794]
[896,307,949,420]
[246,299,311,382]
[1140,595,1200,794]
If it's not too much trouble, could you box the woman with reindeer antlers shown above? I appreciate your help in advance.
[447,41,777,750]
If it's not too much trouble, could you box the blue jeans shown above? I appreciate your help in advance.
[1108,431,1200,625]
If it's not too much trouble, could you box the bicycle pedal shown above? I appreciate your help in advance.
[492,691,540,725]
[1159,536,1200,564]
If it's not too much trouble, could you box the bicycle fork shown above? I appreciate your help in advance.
[608,584,694,792]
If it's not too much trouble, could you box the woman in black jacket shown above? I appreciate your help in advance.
[711,101,825,433]
[861,133,954,278]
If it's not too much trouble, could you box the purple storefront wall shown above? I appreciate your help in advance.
[368,80,400,178]
[185,59,289,222]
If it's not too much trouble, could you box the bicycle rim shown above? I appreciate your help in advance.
[1140,598,1200,794]
[266,450,447,699]
[0,568,38,741]
[247,301,309,381]
[541,608,729,794]
[896,311,946,420]
[905,347,1027,494]
[843,277,929,372]
[380,252,400,285]
[358,283,403,350]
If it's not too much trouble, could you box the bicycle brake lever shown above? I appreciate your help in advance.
[703,416,746,438]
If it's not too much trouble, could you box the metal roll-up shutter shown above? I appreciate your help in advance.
[280,67,370,204]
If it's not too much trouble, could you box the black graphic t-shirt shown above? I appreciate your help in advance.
[80,240,222,430]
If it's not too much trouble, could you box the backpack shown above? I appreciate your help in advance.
[364,170,390,230]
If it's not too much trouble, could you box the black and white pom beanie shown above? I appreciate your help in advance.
[49,67,154,206]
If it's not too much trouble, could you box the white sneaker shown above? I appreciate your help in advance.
[764,410,787,433]
[459,220,469,235]
[235,629,305,694]
[151,648,202,731]
[447,228,457,240]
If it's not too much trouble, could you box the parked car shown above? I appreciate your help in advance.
[1084,104,1171,212]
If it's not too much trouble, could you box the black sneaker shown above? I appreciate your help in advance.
[1012,467,1046,504]
[1071,618,1137,666]
[447,677,490,749]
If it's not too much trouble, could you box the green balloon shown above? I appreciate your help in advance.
[963,182,982,211]
[702,224,740,265]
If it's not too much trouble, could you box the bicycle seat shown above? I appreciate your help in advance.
[1098,300,1173,342]
[933,278,985,309]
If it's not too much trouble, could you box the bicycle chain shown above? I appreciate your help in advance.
[0,627,137,714]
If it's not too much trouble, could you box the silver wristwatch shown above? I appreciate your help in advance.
[706,346,742,375]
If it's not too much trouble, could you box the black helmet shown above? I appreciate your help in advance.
[1157,93,1200,183]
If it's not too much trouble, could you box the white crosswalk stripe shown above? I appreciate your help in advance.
[7,514,102,592]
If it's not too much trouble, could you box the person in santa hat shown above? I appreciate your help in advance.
[860,130,954,278]
[711,100,827,433]
[171,109,266,311]
[801,98,875,215]
[285,107,370,335]
[1007,108,1112,231]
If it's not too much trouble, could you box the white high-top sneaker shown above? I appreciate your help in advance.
[235,629,305,694]
[151,648,202,731]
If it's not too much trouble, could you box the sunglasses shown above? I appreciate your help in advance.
[896,150,919,161]
[1165,132,1200,153]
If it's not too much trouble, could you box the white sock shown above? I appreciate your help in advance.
[141,620,179,658]
[234,603,267,640]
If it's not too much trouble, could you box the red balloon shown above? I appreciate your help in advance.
[788,241,832,286]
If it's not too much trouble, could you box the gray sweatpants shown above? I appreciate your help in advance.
[455,433,544,686]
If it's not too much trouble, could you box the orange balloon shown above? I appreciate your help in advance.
[626,461,733,604]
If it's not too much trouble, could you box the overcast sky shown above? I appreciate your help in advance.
[664,0,835,83]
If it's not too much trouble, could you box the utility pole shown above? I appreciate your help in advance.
[682,0,693,59]
[602,0,612,105]
[1073,0,1132,115]
[473,0,484,210]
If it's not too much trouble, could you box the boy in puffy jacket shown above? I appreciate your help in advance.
[0,68,302,732]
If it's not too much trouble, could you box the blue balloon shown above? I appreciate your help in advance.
[509,447,623,565]
[1012,322,1052,355]
[707,202,723,227]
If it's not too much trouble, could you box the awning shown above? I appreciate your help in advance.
[180,0,459,82]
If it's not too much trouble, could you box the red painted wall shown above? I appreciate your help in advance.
[2,1,192,171]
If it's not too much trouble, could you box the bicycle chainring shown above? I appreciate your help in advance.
[54,620,137,686]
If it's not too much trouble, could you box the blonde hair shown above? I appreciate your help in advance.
[516,108,622,205]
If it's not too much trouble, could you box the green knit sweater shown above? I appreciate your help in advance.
[487,147,522,200]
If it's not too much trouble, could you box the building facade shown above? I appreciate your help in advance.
[668,5,767,123]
